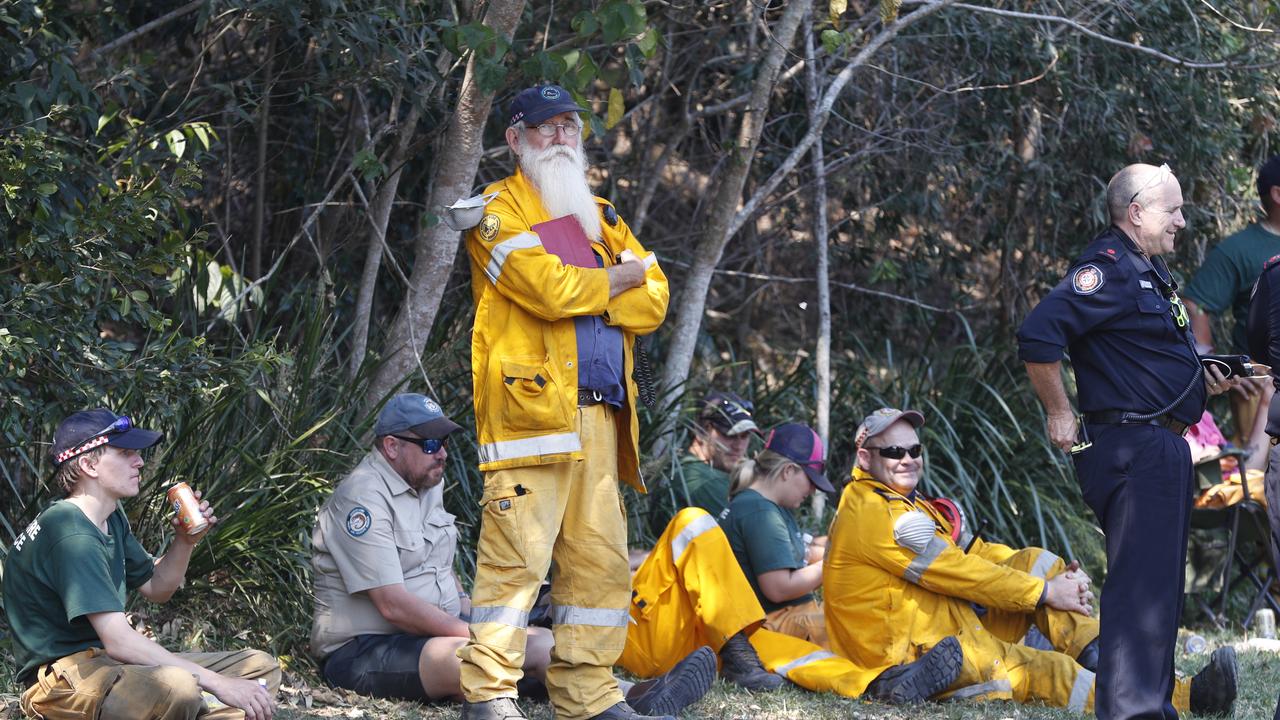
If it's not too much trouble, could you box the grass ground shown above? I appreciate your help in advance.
[261,637,1279,720]
[33,634,1256,720]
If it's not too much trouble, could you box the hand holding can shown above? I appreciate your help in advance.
[168,482,211,536]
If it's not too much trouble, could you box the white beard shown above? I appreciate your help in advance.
[517,136,602,241]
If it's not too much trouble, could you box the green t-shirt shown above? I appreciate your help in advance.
[1183,222,1280,351]
[719,489,812,613]
[2,501,155,679]
[648,456,734,535]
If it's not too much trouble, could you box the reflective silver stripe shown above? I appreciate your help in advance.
[550,605,630,628]
[670,513,718,564]
[643,253,658,270]
[478,432,581,465]
[484,233,542,284]
[1029,550,1060,579]
[947,678,1013,700]
[470,605,530,629]
[1068,668,1095,712]
[904,536,949,584]
[775,650,835,678]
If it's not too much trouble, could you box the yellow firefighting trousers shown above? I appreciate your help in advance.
[619,507,882,698]
[937,549,1192,712]
[458,405,629,720]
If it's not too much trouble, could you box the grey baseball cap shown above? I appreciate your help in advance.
[854,407,925,449]
[374,393,462,439]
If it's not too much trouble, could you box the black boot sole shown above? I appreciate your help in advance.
[632,645,717,716]
[878,635,964,704]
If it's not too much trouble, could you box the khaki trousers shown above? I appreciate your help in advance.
[20,646,281,720]
[459,405,630,720]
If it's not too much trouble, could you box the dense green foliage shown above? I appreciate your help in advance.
[2,0,1279,677]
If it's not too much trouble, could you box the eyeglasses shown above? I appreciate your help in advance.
[868,444,923,460]
[1127,163,1171,206]
[391,435,447,455]
[91,415,133,437]
[532,122,580,138]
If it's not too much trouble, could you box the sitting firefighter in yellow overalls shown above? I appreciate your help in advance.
[824,407,1238,715]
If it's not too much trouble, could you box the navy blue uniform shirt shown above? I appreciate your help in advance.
[1017,226,1206,425]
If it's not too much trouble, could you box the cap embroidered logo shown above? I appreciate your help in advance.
[540,86,561,100]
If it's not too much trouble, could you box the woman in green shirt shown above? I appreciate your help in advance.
[720,422,834,646]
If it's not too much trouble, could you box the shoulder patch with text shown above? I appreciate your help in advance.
[1072,264,1105,295]
[346,506,372,537]
[479,214,500,242]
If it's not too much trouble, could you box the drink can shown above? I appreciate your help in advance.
[167,482,209,535]
[1256,609,1277,640]
[1184,634,1207,654]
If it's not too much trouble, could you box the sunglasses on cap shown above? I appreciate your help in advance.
[868,444,923,460]
[93,415,133,437]
[391,435,447,455]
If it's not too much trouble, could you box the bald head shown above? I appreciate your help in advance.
[1107,164,1172,223]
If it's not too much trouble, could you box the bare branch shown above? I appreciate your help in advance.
[89,0,206,59]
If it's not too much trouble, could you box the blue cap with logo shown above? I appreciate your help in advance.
[374,393,463,439]
[508,84,587,127]
[765,422,834,493]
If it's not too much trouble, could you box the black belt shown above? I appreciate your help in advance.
[1083,411,1190,437]
[578,388,605,406]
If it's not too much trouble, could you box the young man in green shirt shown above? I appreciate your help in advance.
[1183,155,1280,454]
[4,409,280,720]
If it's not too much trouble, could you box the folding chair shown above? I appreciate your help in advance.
[1186,449,1280,627]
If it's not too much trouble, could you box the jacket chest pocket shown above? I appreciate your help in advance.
[1135,293,1174,339]
[500,356,570,435]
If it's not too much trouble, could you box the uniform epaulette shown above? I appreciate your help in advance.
[1264,253,1280,273]
[1093,247,1121,263]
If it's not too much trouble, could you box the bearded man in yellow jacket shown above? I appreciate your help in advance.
[455,84,669,720]
[824,408,1238,716]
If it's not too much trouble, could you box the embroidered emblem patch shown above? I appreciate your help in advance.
[422,397,441,414]
[346,506,372,537]
[540,86,561,100]
[1072,264,1104,295]
[479,214,500,242]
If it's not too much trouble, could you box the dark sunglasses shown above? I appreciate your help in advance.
[869,444,922,460]
[92,415,133,437]
[391,435,447,455]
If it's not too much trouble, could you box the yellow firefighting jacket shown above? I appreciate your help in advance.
[465,168,669,489]
[824,467,1046,673]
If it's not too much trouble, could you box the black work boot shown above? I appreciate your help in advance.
[864,635,963,704]
[459,697,527,720]
[718,631,785,691]
[585,701,674,720]
[629,645,716,716]
[1075,638,1100,673]
[1190,646,1238,716]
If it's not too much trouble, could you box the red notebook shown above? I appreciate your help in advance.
[533,215,596,268]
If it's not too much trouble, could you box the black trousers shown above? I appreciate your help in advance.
[1074,423,1193,720]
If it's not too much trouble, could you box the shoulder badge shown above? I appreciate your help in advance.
[602,204,619,227]
[1072,264,1105,295]
[1264,254,1280,272]
[479,214,500,242]
[346,506,372,537]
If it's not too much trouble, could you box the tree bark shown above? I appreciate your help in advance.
[803,11,832,517]
[251,29,276,280]
[362,0,527,412]
[652,0,813,450]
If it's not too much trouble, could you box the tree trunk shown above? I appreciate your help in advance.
[653,0,813,451]
[803,11,832,517]
[362,0,527,413]
[251,29,275,280]
[350,96,421,381]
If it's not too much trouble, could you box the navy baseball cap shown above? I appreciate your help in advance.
[374,393,462,439]
[698,391,759,436]
[1259,155,1280,205]
[508,84,587,127]
[765,422,834,493]
[52,408,163,465]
